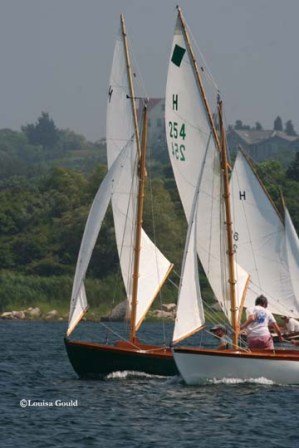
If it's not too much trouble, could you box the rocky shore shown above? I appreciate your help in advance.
[0,302,177,322]
[100,300,177,322]
[0,307,65,321]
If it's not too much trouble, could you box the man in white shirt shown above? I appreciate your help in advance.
[240,295,283,350]
[282,316,299,334]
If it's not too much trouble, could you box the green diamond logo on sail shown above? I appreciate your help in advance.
[171,44,186,67]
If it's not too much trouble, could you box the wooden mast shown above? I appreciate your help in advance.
[177,7,221,151]
[120,14,141,157]
[177,7,239,344]
[120,14,145,342]
[218,101,238,348]
[130,105,148,342]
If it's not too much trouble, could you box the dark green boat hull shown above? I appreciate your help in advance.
[65,339,178,378]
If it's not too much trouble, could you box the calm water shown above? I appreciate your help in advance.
[1,320,299,448]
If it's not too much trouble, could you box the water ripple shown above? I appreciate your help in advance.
[1,321,298,448]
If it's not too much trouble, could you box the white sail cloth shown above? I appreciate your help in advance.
[67,143,132,336]
[284,208,299,314]
[230,151,299,317]
[173,188,204,343]
[106,27,172,330]
[166,18,248,330]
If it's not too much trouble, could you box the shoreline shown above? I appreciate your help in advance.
[0,306,176,323]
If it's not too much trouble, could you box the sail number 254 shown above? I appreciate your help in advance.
[168,121,186,161]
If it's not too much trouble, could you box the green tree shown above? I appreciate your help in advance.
[22,112,59,149]
[274,116,283,131]
[286,151,299,182]
[255,122,263,130]
[285,120,297,136]
[234,120,243,130]
[234,120,250,130]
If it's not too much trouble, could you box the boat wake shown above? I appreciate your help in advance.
[164,375,184,385]
[208,377,275,385]
[105,371,165,380]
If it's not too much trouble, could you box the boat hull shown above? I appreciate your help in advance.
[173,347,299,385]
[65,339,178,378]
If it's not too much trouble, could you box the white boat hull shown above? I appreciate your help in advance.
[173,348,299,385]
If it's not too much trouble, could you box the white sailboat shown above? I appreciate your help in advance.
[65,15,177,378]
[166,7,299,385]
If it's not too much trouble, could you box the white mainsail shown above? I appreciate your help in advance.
[67,143,133,336]
[106,25,172,330]
[230,151,299,317]
[166,17,248,325]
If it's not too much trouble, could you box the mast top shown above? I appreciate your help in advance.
[176,6,221,151]
[119,12,141,158]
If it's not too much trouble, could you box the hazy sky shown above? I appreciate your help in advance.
[1,0,298,141]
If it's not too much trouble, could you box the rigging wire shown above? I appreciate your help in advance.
[128,34,149,102]
[186,21,219,94]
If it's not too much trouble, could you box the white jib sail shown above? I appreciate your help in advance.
[284,208,299,314]
[173,201,204,344]
[107,25,172,330]
[67,143,133,336]
[166,18,248,321]
[230,151,299,317]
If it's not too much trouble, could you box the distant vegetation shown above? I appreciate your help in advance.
[0,112,298,315]
[231,115,297,135]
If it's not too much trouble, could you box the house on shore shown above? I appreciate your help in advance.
[227,128,299,162]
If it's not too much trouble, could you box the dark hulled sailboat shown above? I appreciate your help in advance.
[65,14,177,378]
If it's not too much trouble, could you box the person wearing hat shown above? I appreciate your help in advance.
[210,325,231,350]
[282,316,299,335]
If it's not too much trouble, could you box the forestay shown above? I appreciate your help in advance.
[67,143,133,336]
[230,151,299,317]
[166,18,248,324]
[106,27,172,330]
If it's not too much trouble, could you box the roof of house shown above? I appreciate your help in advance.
[230,129,299,145]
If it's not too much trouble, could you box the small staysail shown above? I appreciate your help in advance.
[173,203,204,344]
[166,16,248,321]
[107,22,172,331]
[67,143,132,336]
[230,151,299,317]
[284,208,299,313]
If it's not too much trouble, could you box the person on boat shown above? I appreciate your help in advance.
[282,316,299,335]
[210,325,231,350]
[240,295,283,350]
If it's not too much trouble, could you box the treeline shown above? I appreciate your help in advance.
[0,113,298,314]
[0,112,106,180]
[231,116,297,136]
